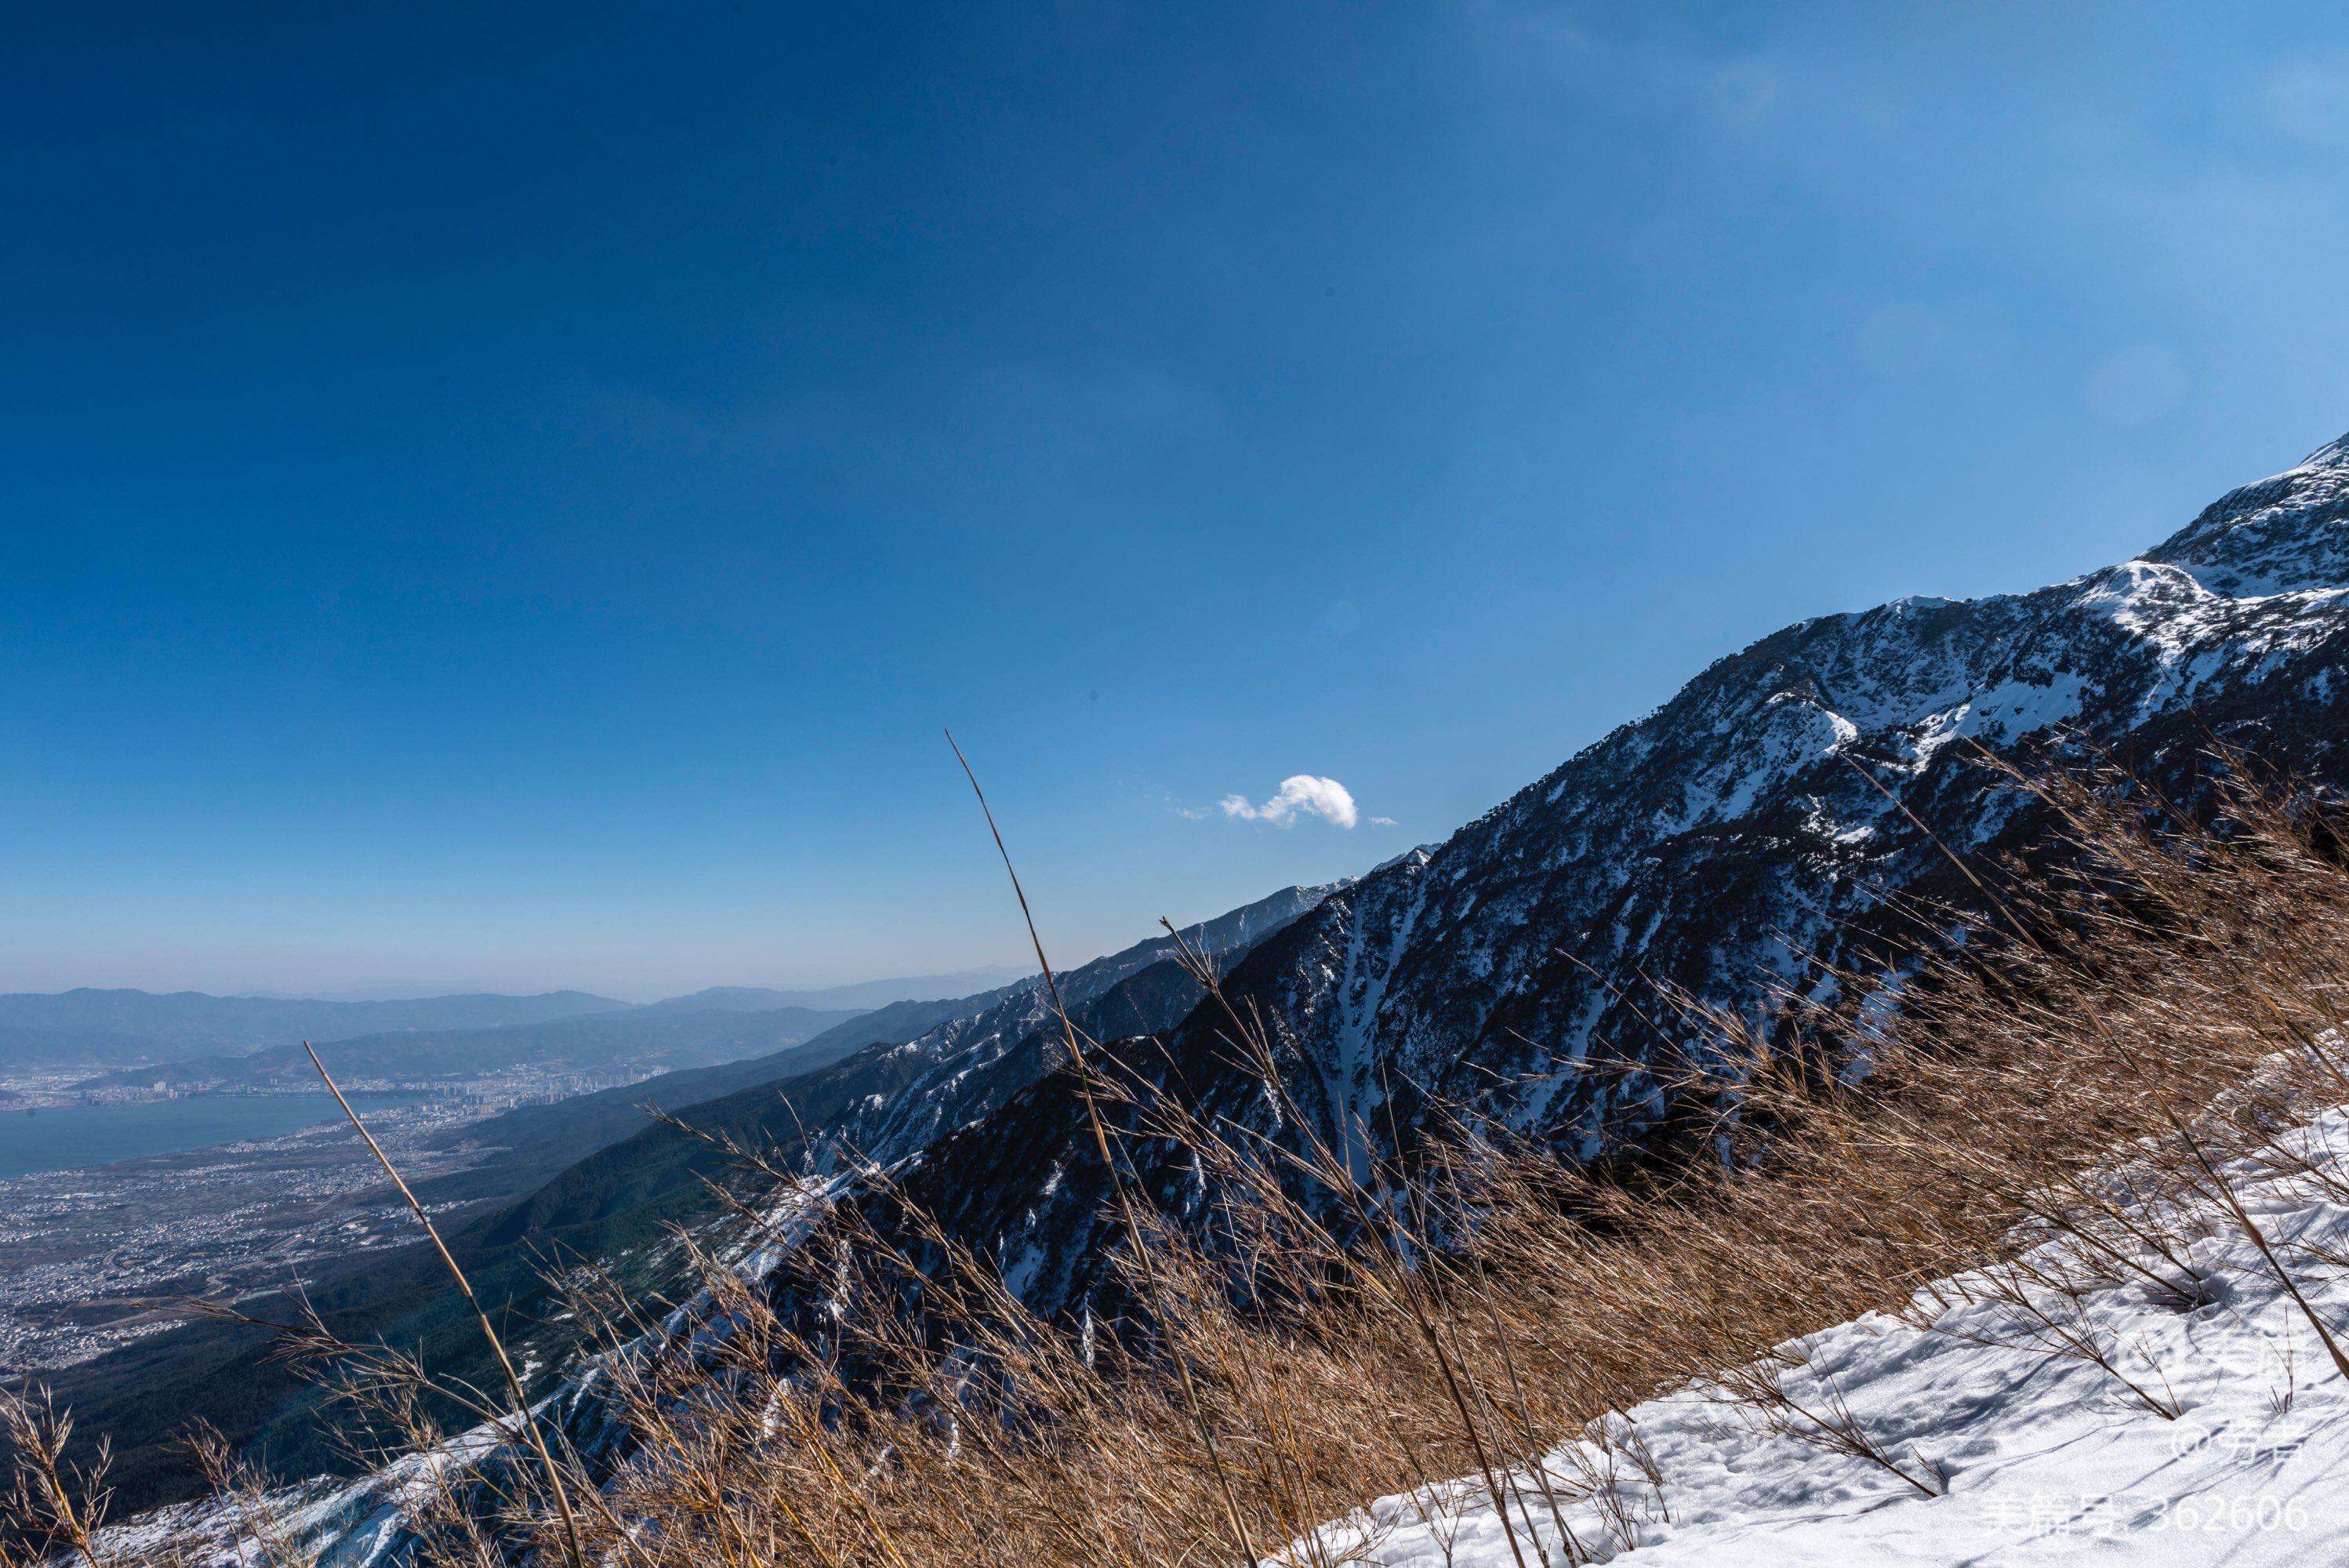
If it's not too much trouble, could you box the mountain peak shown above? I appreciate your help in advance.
[2301,428,2349,470]
[2142,430,2349,597]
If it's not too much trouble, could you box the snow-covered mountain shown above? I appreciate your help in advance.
[111,431,2349,1563]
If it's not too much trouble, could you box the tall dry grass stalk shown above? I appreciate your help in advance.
[0,1390,111,1568]
[298,1040,589,1568]
[26,752,2349,1568]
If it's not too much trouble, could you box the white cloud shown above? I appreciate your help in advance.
[1370,815,1399,827]
[1216,775,1360,829]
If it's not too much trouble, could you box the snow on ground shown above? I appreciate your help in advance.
[1305,1107,2349,1566]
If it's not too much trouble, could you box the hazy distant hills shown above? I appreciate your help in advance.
[70,1005,867,1093]
[0,989,627,1072]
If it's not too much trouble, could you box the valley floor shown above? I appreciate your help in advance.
[1316,1107,2349,1566]
[0,1099,495,1372]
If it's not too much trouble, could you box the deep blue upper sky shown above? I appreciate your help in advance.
[7,2,2349,997]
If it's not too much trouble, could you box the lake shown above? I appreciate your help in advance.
[0,1092,433,1180]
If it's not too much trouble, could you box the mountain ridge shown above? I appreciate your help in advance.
[870,429,2349,1327]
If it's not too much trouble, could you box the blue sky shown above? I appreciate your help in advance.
[7,2,2349,998]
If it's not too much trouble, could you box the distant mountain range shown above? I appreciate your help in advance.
[70,1006,868,1094]
[0,989,627,1071]
[0,968,1032,1075]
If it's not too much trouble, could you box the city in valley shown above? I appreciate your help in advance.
[0,1067,655,1374]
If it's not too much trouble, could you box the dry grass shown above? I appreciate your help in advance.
[19,753,2349,1568]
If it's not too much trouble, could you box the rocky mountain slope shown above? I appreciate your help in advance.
[874,431,2349,1327]
[807,878,1344,1172]
[465,878,1342,1261]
